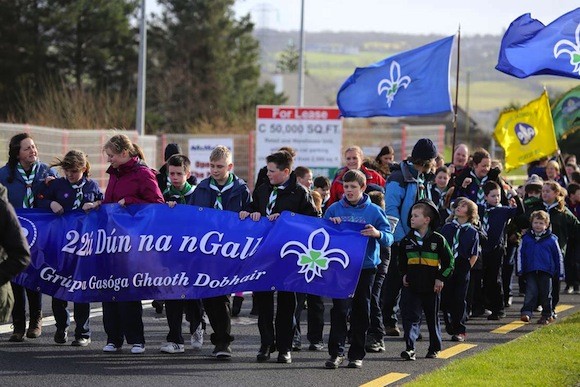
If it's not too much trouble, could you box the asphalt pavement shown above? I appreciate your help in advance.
[0,291,577,386]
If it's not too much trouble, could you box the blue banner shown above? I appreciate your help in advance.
[14,205,368,302]
[337,35,454,118]
[496,8,580,79]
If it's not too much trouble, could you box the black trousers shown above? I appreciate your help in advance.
[483,247,505,314]
[52,298,90,339]
[442,267,470,335]
[102,301,144,346]
[401,287,442,352]
[381,244,402,329]
[165,299,204,344]
[255,291,296,353]
[203,295,233,346]
[294,293,324,344]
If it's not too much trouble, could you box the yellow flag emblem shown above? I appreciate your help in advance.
[494,91,558,171]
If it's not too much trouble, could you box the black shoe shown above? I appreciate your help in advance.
[212,343,232,359]
[384,326,401,336]
[292,341,302,351]
[417,333,423,341]
[487,313,501,321]
[309,342,325,351]
[231,296,244,317]
[324,355,344,369]
[54,329,68,344]
[71,337,91,347]
[256,345,271,362]
[277,351,291,364]
[426,351,439,359]
[400,349,416,361]
[9,331,25,342]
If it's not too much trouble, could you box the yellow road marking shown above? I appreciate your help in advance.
[360,372,410,387]
[438,343,477,359]
[555,304,574,313]
[491,320,526,334]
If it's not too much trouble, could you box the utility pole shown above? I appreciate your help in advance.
[297,0,305,106]
[136,0,147,136]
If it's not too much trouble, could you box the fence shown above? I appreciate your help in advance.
[0,122,446,190]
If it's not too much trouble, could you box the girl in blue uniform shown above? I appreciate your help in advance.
[38,150,103,346]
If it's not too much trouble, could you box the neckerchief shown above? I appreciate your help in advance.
[452,219,472,259]
[435,187,448,209]
[533,230,547,241]
[266,185,285,215]
[209,174,234,210]
[413,230,425,246]
[166,182,194,204]
[544,201,558,212]
[471,171,488,206]
[70,178,86,210]
[17,162,38,208]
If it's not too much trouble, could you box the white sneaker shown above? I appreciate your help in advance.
[103,343,121,352]
[191,326,204,350]
[131,344,145,354]
[160,342,185,354]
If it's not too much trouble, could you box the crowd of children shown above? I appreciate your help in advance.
[1,132,578,370]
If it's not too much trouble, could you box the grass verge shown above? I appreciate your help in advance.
[406,311,580,386]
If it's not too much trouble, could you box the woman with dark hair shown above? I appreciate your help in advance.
[101,134,164,354]
[374,145,395,180]
[0,132,58,342]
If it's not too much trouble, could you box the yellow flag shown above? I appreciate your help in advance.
[494,91,558,171]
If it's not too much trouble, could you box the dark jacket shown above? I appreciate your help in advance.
[0,162,58,208]
[245,172,317,217]
[156,163,197,193]
[478,196,524,252]
[0,184,31,322]
[189,174,251,212]
[37,177,103,211]
[399,229,454,293]
[104,157,164,205]
[453,167,508,206]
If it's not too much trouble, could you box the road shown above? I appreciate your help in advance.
[0,292,577,386]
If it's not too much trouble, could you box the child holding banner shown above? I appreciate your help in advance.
[37,150,103,346]
[188,146,251,359]
[101,134,164,354]
[158,154,205,355]
[323,169,393,369]
[240,150,317,364]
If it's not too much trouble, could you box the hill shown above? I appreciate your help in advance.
[255,30,579,115]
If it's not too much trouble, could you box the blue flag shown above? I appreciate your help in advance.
[337,36,454,118]
[496,8,580,79]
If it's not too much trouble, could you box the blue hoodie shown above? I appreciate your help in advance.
[517,230,564,278]
[324,194,394,269]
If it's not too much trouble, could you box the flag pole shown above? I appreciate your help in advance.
[451,26,461,154]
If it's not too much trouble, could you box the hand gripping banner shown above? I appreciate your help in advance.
[13,205,368,302]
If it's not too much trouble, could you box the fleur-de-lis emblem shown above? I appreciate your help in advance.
[514,122,536,145]
[554,23,580,76]
[377,61,412,107]
[280,228,349,283]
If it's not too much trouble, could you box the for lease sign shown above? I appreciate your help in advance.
[255,106,342,179]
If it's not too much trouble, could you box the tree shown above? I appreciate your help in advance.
[45,0,138,91]
[147,0,285,133]
[276,41,300,73]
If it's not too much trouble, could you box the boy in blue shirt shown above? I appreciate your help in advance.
[189,145,251,358]
[323,169,394,369]
[399,200,454,360]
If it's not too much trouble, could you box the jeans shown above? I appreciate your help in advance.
[52,298,90,339]
[521,271,552,318]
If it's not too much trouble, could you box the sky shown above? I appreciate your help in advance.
[229,1,577,36]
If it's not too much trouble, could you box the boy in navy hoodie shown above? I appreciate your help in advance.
[517,210,563,324]
[189,145,251,359]
[479,181,523,320]
[323,169,394,369]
